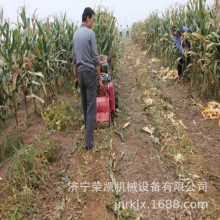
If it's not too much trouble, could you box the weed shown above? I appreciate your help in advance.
[0,134,22,161]
[3,134,21,158]
[42,99,82,131]
[0,133,61,218]
[118,104,125,113]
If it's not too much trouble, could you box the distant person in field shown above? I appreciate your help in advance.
[171,25,190,81]
[126,25,129,37]
[119,25,122,37]
[72,7,103,150]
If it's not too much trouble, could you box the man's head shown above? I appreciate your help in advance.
[82,7,95,29]
[171,25,179,37]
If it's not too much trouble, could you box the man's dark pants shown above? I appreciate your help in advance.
[178,56,190,76]
[78,69,97,147]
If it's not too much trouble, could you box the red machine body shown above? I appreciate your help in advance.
[96,82,115,122]
[96,55,118,123]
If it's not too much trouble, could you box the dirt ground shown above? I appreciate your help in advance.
[161,82,220,177]
[0,37,220,219]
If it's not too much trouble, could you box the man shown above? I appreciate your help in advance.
[126,25,129,37]
[73,7,103,150]
[171,25,190,81]
[119,25,122,37]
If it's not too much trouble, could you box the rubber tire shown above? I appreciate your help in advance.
[113,79,119,109]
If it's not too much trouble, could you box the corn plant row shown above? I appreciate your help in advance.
[131,0,220,99]
[0,6,121,131]
[0,7,77,129]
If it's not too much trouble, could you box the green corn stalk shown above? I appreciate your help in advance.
[93,6,122,78]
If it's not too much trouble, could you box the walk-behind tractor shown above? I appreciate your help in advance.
[96,55,118,124]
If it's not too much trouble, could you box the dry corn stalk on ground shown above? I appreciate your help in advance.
[201,101,220,126]
[159,66,178,80]
[149,57,161,64]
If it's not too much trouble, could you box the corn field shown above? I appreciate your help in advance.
[0,6,121,130]
[0,7,76,128]
[131,0,220,99]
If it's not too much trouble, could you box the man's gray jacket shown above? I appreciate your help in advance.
[72,24,99,73]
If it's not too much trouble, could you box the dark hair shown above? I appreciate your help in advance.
[171,25,177,32]
[82,7,95,22]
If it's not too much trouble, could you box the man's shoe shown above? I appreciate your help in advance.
[85,143,98,150]
[85,145,93,150]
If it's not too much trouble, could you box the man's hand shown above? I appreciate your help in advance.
[98,78,103,89]
[74,78,79,88]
